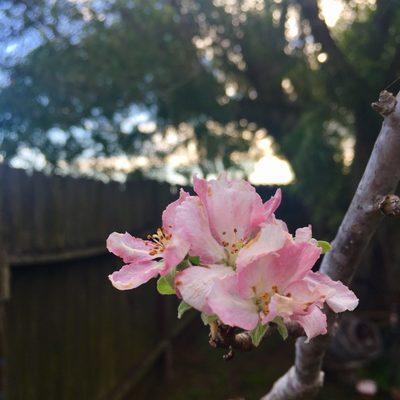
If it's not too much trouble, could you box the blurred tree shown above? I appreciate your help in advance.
[1,0,400,230]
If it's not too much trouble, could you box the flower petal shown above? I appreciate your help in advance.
[295,226,313,243]
[236,223,289,271]
[175,265,234,313]
[262,293,296,324]
[159,190,191,271]
[305,272,359,313]
[207,275,260,330]
[193,174,266,245]
[162,233,190,273]
[263,188,282,220]
[238,238,321,297]
[174,196,225,264]
[292,305,327,341]
[162,189,189,232]
[285,280,325,309]
[106,232,153,263]
[236,253,279,298]
[273,240,322,290]
[108,261,162,290]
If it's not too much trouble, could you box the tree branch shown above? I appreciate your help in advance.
[261,89,400,400]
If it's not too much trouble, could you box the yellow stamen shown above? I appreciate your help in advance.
[147,227,171,256]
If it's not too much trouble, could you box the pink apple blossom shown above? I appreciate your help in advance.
[206,227,358,340]
[107,174,359,343]
[173,175,285,311]
[107,189,190,290]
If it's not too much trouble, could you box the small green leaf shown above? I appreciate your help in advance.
[317,240,332,254]
[272,316,288,340]
[249,322,268,347]
[176,259,189,270]
[177,301,192,319]
[157,275,175,295]
[188,256,201,266]
[201,313,218,326]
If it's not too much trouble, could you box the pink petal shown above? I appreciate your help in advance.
[108,261,162,290]
[238,238,321,295]
[263,188,282,220]
[262,281,325,324]
[285,280,325,309]
[295,225,313,243]
[272,217,289,232]
[262,293,295,324]
[305,272,359,313]
[272,240,322,290]
[161,233,190,273]
[207,275,260,330]
[162,189,190,232]
[193,174,266,246]
[236,223,289,271]
[106,232,154,263]
[292,305,327,341]
[160,190,191,271]
[237,253,279,298]
[175,265,234,313]
[174,196,225,264]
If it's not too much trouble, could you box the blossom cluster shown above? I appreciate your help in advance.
[107,175,358,344]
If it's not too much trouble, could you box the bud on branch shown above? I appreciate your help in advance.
[379,194,400,217]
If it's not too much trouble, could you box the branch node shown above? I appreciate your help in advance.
[371,90,397,116]
[379,194,400,217]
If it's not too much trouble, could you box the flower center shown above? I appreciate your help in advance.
[253,286,279,315]
[221,228,246,267]
[147,228,172,256]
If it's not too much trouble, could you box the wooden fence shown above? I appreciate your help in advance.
[0,165,176,399]
[0,164,174,267]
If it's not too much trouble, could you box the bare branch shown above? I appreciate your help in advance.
[261,89,400,400]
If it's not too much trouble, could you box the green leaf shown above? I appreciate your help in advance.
[157,274,175,295]
[317,240,332,254]
[272,316,288,340]
[249,323,268,347]
[177,301,192,319]
[188,256,200,266]
[176,259,189,270]
[201,313,218,326]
